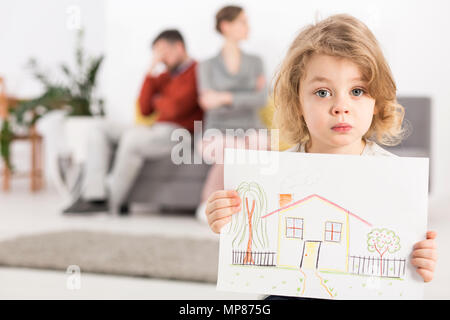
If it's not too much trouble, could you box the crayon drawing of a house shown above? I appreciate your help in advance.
[261,194,372,273]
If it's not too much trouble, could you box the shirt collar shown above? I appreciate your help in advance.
[296,139,374,155]
[170,58,194,76]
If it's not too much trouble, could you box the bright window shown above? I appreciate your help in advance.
[286,217,303,239]
[325,221,342,242]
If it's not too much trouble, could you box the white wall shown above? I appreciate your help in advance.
[0,0,105,97]
[0,0,105,180]
[1,0,450,204]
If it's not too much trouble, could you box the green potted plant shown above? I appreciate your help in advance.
[0,29,105,170]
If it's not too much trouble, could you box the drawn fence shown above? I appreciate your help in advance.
[232,250,277,266]
[348,256,406,278]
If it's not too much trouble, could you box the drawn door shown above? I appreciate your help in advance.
[300,241,321,269]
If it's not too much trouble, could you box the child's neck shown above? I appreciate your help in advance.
[305,139,366,155]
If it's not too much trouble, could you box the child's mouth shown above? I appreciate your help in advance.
[331,124,352,132]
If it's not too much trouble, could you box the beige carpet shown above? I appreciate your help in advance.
[0,230,219,283]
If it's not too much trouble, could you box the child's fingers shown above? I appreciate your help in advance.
[427,231,437,240]
[211,216,232,234]
[206,196,241,214]
[207,205,241,228]
[207,190,238,204]
[411,257,436,271]
[412,249,438,261]
[416,268,434,282]
[205,190,242,234]
[413,239,437,250]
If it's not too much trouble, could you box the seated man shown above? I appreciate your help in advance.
[63,29,203,214]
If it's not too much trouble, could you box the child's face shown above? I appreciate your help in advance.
[300,54,376,151]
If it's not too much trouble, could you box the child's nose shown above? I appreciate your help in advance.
[331,104,350,115]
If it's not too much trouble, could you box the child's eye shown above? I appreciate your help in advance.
[351,88,365,97]
[315,89,331,98]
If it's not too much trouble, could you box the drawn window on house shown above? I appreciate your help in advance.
[324,221,342,242]
[286,217,303,239]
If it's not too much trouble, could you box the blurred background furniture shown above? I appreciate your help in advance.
[0,77,44,192]
[121,103,210,213]
[126,143,211,213]
[385,96,432,190]
[386,97,431,157]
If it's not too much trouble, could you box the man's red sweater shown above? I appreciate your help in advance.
[138,60,203,132]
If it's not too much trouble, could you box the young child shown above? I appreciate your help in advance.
[204,14,438,288]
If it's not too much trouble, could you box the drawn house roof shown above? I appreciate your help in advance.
[261,194,372,227]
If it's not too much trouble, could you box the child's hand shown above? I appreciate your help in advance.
[205,190,241,234]
[411,231,438,282]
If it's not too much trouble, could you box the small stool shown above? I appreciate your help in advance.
[0,77,45,192]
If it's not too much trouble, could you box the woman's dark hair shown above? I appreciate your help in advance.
[152,29,185,47]
[215,5,243,34]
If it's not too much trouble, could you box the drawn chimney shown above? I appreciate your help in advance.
[279,194,293,208]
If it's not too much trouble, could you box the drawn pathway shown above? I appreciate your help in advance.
[299,269,334,298]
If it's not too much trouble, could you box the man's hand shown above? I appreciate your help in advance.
[148,43,166,75]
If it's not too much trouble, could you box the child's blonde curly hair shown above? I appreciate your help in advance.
[273,14,406,147]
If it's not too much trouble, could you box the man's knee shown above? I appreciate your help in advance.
[118,128,143,154]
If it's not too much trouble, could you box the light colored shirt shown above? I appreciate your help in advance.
[285,139,397,157]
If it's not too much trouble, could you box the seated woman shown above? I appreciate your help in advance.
[196,5,268,221]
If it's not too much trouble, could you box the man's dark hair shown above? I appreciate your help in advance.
[152,29,185,47]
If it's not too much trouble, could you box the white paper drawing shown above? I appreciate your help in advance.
[218,148,429,300]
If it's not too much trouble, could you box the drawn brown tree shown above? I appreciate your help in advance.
[227,181,269,264]
[367,228,400,276]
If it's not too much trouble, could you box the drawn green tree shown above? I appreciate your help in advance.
[227,181,269,264]
[367,228,400,276]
